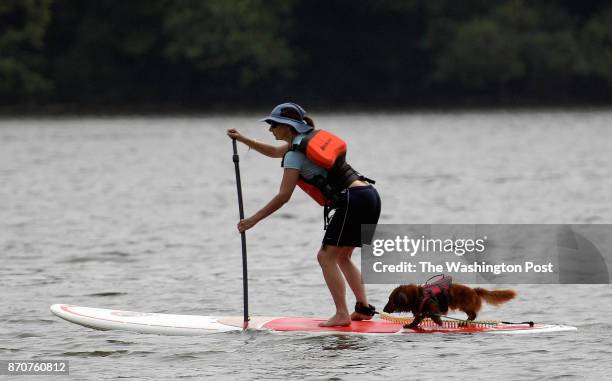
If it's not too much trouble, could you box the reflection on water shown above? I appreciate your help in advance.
[292,335,370,351]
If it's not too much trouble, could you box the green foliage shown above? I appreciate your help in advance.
[43,0,168,104]
[434,18,525,88]
[162,0,295,86]
[496,1,582,82]
[431,0,585,90]
[0,0,53,101]
[1,0,611,109]
[579,4,612,79]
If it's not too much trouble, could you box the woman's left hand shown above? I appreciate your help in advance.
[237,217,257,233]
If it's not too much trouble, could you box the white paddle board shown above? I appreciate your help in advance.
[51,304,576,336]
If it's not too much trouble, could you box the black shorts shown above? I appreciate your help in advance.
[322,185,381,248]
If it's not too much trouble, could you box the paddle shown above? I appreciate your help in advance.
[231,138,249,330]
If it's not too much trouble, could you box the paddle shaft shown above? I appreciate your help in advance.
[231,139,249,329]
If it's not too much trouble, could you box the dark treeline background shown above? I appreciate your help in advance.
[2,0,611,113]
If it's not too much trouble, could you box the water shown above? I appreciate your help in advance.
[1,110,611,380]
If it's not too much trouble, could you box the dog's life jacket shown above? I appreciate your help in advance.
[416,275,452,316]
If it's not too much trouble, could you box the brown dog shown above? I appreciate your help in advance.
[383,284,516,328]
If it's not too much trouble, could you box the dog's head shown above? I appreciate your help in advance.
[383,285,420,313]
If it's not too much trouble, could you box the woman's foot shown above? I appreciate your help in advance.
[351,302,376,321]
[318,313,351,327]
[350,311,373,321]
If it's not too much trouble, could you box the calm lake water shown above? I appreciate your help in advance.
[1,110,612,380]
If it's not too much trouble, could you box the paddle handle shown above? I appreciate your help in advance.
[232,139,249,329]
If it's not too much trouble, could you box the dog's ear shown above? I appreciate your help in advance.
[397,290,409,306]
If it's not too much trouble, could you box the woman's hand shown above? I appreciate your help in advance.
[237,216,257,233]
[236,170,298,233]
[227,128,246,143]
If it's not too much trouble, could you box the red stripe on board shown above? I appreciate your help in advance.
[262,317,404,333]
[261,317,542,333]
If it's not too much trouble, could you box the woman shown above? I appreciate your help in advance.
[226,102,381,327]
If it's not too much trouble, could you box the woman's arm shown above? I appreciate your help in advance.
[237,168,299,232]
[227,128,288,158]
[245,137,289,158]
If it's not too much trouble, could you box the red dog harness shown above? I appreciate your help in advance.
[416,275,452,316]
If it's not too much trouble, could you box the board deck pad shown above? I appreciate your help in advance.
[263,317,403,333]
[51,304,577,336]
[259,316,538,333]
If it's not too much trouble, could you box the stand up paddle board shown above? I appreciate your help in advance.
[50,304,576,336]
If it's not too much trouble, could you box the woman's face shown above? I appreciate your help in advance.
[269,123,291,141]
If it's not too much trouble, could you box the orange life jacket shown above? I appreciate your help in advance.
[283,129,373,206]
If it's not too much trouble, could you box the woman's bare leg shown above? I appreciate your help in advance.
[317,245,351,327]
[336,247,372,320]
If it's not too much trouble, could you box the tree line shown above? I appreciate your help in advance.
[2,0,611,112]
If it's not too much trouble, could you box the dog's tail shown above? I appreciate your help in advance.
[474,288,516,305]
